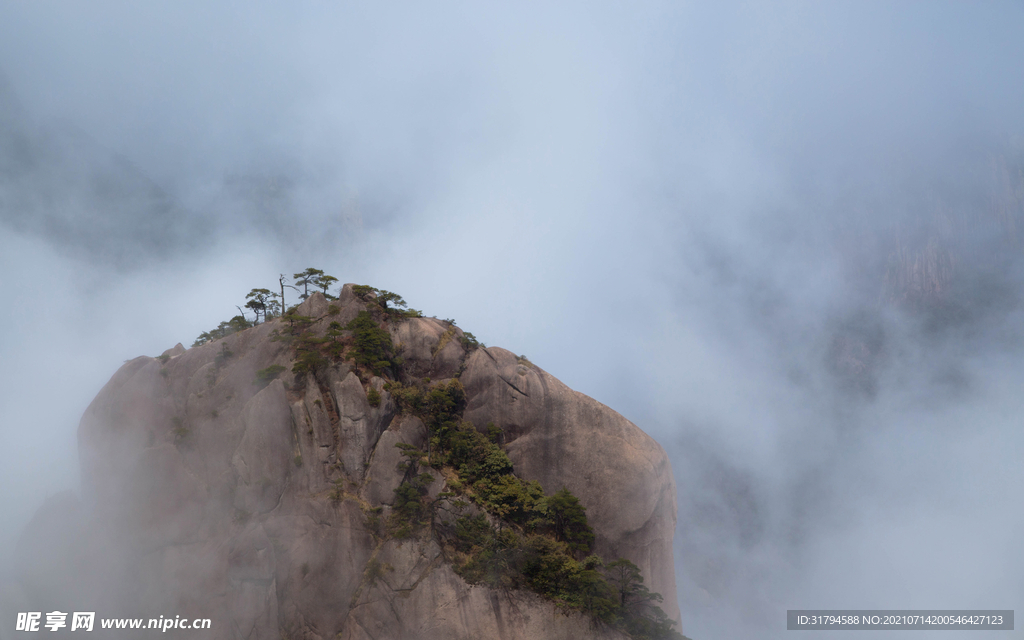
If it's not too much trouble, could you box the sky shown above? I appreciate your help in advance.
[2,2,1024,638]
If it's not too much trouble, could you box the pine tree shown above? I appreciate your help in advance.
[293,268,324,300]
[245,288,274,323]
[545,487,595,554]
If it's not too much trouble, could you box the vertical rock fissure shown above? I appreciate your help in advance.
[317,377,341,448]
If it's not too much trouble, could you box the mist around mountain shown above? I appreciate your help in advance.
[2,4,1024,640]
[0,71,209,267]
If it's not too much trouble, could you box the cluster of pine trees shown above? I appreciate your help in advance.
[192,267,337,346]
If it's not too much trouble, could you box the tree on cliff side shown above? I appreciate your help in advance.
[605,558,680,639]
[544,487,595,554]
[345,310,397,374]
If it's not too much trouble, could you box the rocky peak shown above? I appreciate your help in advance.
[9,284,685,640]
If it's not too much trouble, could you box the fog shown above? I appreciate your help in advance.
[2,2,1023,638]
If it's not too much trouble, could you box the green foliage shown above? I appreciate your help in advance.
[394,442,427,473]
[386,381,423,414]
[475,474,546,525]
[426,379,466,419]
[292,350,328,378]
[254,364,286,387]
[446,519,609,611]
[486,422,503,444]
[315,274,339,297]
[384,440,437,538]
[376,289,406,309]
[447,516,678,638]
[389,472,435,538]
[157,354,171,363]
[293,267,325,300]
[384,380,679,639]
[453,514,492,552]
[344,311,398,375]
[390,381,539,526]
[402,385,544,527]
[267,298,282,318]
[366,386,381,407]
[604,559,683,639]
[279,309,314,336]
[451,515,526,590]
[192,315,253,347]
[441,423,512,481]
[352,284,422,318]
[351,284,376,299]
[521,535,579,597]
[323,321,345,358]
[192,268,340,351]
[245,288,275,323]
[460,331,481,349]
[540,487,595,554]
[571,555,620,620]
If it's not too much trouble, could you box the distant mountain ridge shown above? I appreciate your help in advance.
[0,70,210,267]
[829,149,1024,393]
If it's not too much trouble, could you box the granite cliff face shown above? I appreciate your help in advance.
[9,285,680,640]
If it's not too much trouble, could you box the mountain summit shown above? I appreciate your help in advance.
[11,285,682,640]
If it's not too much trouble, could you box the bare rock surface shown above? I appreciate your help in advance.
[11,287,681,640]
[462,347,680,622]
[341,540,632,640]
[362,415,427,505]
[391,317,466,379]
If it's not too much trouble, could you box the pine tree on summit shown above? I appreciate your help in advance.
[314,274,338,298]
[245,288,274,323]
[293,267,325,300]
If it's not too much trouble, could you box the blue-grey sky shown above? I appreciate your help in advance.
[2,2,1024,638]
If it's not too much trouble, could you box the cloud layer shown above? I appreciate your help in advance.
[2,2,1023,638]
